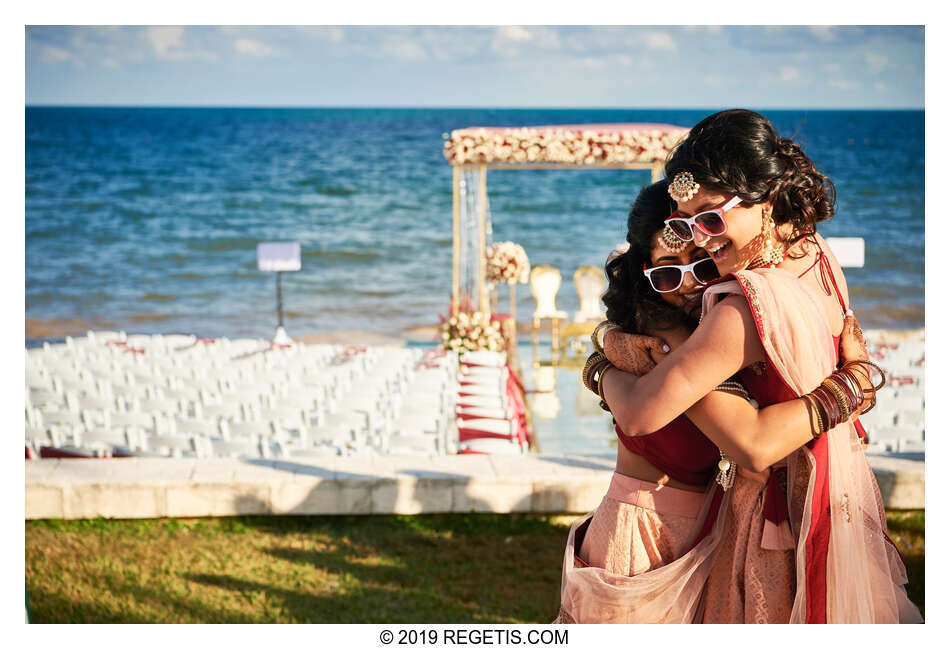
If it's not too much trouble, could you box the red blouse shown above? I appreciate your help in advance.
[615,416,720,486]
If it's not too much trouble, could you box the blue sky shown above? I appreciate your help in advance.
[26,25,924,109]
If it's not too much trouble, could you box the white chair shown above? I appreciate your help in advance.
[459,437,524,455]
[172,418,219,439]
[211,437,268,459]
[573,265,606,322]
[456,405,512,420]
[147,434,197,458]
[529,265,569,349]
[460,351,507,368]
[223,420,278,440]
[457,395,509,409]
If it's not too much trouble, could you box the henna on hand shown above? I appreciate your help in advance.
[839,314,869,363]
[603,329,668,375]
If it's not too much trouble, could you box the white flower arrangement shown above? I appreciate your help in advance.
[439,310,506,354]
[486,241,530,284]
[443,125,689,167]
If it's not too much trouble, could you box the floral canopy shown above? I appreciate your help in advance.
[443,123,690,315]
[443,123,689,167]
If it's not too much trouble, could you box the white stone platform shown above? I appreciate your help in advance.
[24,453,924,519]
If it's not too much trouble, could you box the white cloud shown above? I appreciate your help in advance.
[576,57,605,69]
[616,54,633,68]
[38,44,72,64]
[234,38,275,57]
[499,25,533,42]
[101,57,120,69]
[532,27,561,49]
[385,39,426,61]
[828,79,859,90]
[824,63,841,73]
[780,66,801,82]
[146,26,184,58]
[865,52,888,74]
[143,26,217,62]
[874,81,887,91]
[809,26,837,42]
[683,25,722,35]
[643,30,676,52]
[296,26,345,43]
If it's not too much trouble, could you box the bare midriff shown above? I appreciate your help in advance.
[614,445,708,493]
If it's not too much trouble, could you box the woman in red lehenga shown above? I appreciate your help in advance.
[555,179,879,624]
[597,109,920,623]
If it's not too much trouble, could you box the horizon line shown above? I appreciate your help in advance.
[24,104,926,111]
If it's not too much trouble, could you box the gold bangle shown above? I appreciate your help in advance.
[582,352,607,391]
[842,360,887,392]
[590,321,618,355]
[597,364,614,403]
[803,393,826,437]
[822,377,852,420]
[801,393,820,439]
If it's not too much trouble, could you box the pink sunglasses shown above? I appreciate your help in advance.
[665,195,743,242]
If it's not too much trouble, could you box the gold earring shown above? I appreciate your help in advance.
[759,210,785,267]
[658,224,688,254]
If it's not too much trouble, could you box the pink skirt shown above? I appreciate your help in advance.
[701,468,796,623]
[578,472,706,576]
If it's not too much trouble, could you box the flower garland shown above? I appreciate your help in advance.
[443,125,689,166]
[486,241,530,284]
[439,311,505,354]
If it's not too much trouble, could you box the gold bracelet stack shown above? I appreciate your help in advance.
[803,359,887,438]
[582,350,615,412]
[590,320,620,355]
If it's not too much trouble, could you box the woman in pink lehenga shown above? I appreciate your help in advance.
[598,109,920,623]
[555,180,878,624]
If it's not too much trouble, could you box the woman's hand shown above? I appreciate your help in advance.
[603,329,670,375]
[838,312,875,421]
[839,312,869,363]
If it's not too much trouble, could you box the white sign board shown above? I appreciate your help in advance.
[825,237,864,268]
[257,242,301,272]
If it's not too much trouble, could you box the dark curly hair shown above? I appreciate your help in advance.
[664,109,836,249]
[603,179,691,334]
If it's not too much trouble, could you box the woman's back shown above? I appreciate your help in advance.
[780,233,850,337]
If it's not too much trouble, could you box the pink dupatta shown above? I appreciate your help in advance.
[702,268,921,623]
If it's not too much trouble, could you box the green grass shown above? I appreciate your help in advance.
[26,513,573,623]
[26,511,924,623]
[885,510,925,618]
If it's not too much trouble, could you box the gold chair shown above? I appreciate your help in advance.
[558,265,606,353]
[529,265,568,350]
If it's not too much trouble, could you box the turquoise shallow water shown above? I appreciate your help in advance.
[26,107,924,340]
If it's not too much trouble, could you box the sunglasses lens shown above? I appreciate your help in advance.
[666,219,693,241]
[695,211,727,235]
[693,258,720,284]
[649,267,683,292]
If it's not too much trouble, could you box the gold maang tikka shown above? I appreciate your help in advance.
[658,224,688,254]
[668,171,700,202]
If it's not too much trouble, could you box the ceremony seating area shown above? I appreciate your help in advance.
[26,332,465,460]
[25,332,532,460]
[861,338,926,456]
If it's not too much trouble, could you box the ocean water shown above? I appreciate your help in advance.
[25,107,924,340]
